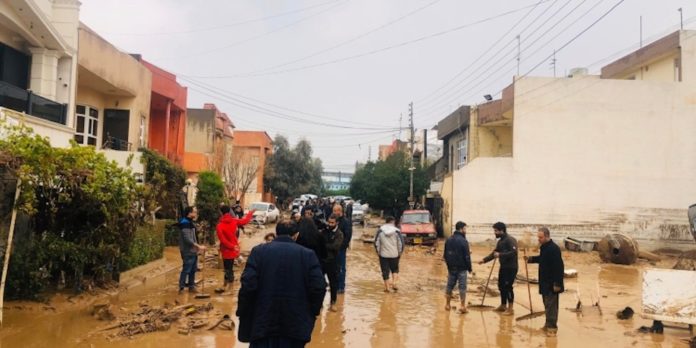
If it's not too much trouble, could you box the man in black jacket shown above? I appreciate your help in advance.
[479,221,518,315]
[236,219,326,347]
[525,227,564,336]
[444,221,472,314]
[296,209,327,262]
[333,204,352,294]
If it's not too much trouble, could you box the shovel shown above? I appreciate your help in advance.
[195,249,211,300]
[469,258,496,310]
[516,249,545,321]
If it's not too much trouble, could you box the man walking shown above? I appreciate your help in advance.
[444,221,472,314]
[320,215,344,312]
[237,219,326,347]
[525,227,564,336]
[374,216,404,292]
[297,209,327,262]
[216,205,254,294]
[178,206,206,294]
[333,205,352,294]
[479,221,518,315]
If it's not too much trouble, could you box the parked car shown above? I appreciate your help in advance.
[250,202,280,224]
[399,210,437,245]
[352,205,365,225]
[291,198,306,211]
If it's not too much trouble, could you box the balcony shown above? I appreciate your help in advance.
[478,83,514,126]
[0,80,67,125]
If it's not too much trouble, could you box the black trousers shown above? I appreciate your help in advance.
[322,261,339,304]
[542,293,559,329]
[498,268,518,306]
[223,259,234,284]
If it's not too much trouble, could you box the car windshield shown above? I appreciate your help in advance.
[401,213,430,224]
[251,203,268,211]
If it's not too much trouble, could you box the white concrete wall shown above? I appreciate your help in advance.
[450,76,696,243]
[101,149,144,177]
[0,107,74,148]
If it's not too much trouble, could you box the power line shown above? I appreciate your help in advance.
[155,0,349,61]
[187,0,553,79]
[415,0,554,110]
[102,0,341,36]
[239,0,443,77]
[417,0,603,122]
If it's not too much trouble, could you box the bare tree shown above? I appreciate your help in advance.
[224,151,260,204]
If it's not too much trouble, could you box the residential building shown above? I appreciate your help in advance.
[322,171,352,191]
[0,0,80,147]
[231,130,272,205]
[137,58,187,165]
[439,30,696,242]
[75,24,151,177]
[184,103,234,180]
[377,139,407,161]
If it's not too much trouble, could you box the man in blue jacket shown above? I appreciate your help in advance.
[237,219,327,347]
[178,206,206,294]
[525,227,564,336]
[444,221,472,313]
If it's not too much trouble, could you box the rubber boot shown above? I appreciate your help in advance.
[445,294,452,311]
[503,303,515,316]
[494,304,507,312]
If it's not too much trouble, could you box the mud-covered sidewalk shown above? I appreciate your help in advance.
[1,225,693,348]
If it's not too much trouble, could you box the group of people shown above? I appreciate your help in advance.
[178,203,565,346]
[443,220,565,336]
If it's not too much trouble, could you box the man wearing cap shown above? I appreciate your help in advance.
[444,221,472,314]
[237,219,327,347]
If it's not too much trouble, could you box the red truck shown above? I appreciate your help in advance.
[399,210,437,245]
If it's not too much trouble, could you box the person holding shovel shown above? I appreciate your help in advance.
[479,221,518,315]
[444,221,472,313]
[524,226,564,336]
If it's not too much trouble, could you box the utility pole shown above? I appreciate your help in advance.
[408,102,415,209]
[550,49,557,77]
[640,16,643,48]
[368,145,372,162]
[679,8,683,30]
[398,113,403,139]
[516,34,521,76]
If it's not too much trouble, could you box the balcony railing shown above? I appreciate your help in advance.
[102,134,132,151]
[0,80,67,125]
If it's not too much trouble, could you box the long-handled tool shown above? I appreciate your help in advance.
[470,258,496,310]
[517,249,545,321]
[195,249,211,299]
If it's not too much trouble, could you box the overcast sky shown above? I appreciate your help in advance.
[80,0,693,171]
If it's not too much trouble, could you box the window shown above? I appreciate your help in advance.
[456,130,468,169]
[75,105,98,146]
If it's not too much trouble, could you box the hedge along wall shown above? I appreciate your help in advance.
[120,220,167,272]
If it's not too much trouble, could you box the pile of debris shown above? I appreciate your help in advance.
[673,250,696,271]
[100,302,220,338]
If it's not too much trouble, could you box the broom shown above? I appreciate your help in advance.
[195,249,211,299]
[469,258,496,309]
[516,248,545,321]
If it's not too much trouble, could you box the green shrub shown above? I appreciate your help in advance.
[196,171,226,244]
[140,148,187,219]
[120,221,165,271]
[163,219,180,246]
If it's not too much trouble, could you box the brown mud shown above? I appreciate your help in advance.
[1,224,693,347]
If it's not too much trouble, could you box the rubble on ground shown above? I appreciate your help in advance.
[101,301,215,339]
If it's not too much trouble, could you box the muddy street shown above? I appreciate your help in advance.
[0,225,692,347]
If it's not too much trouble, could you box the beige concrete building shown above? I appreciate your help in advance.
[75,24,151,177]
[0,0,80,147]
[440,30,696,243]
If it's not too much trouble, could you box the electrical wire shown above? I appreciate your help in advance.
[102,0,341,36]
[187,0,554,79]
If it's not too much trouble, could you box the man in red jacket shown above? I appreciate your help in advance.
[216,205,255,294]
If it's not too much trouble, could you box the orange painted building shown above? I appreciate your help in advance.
[232,130,273,205]
[136,58,188,165]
